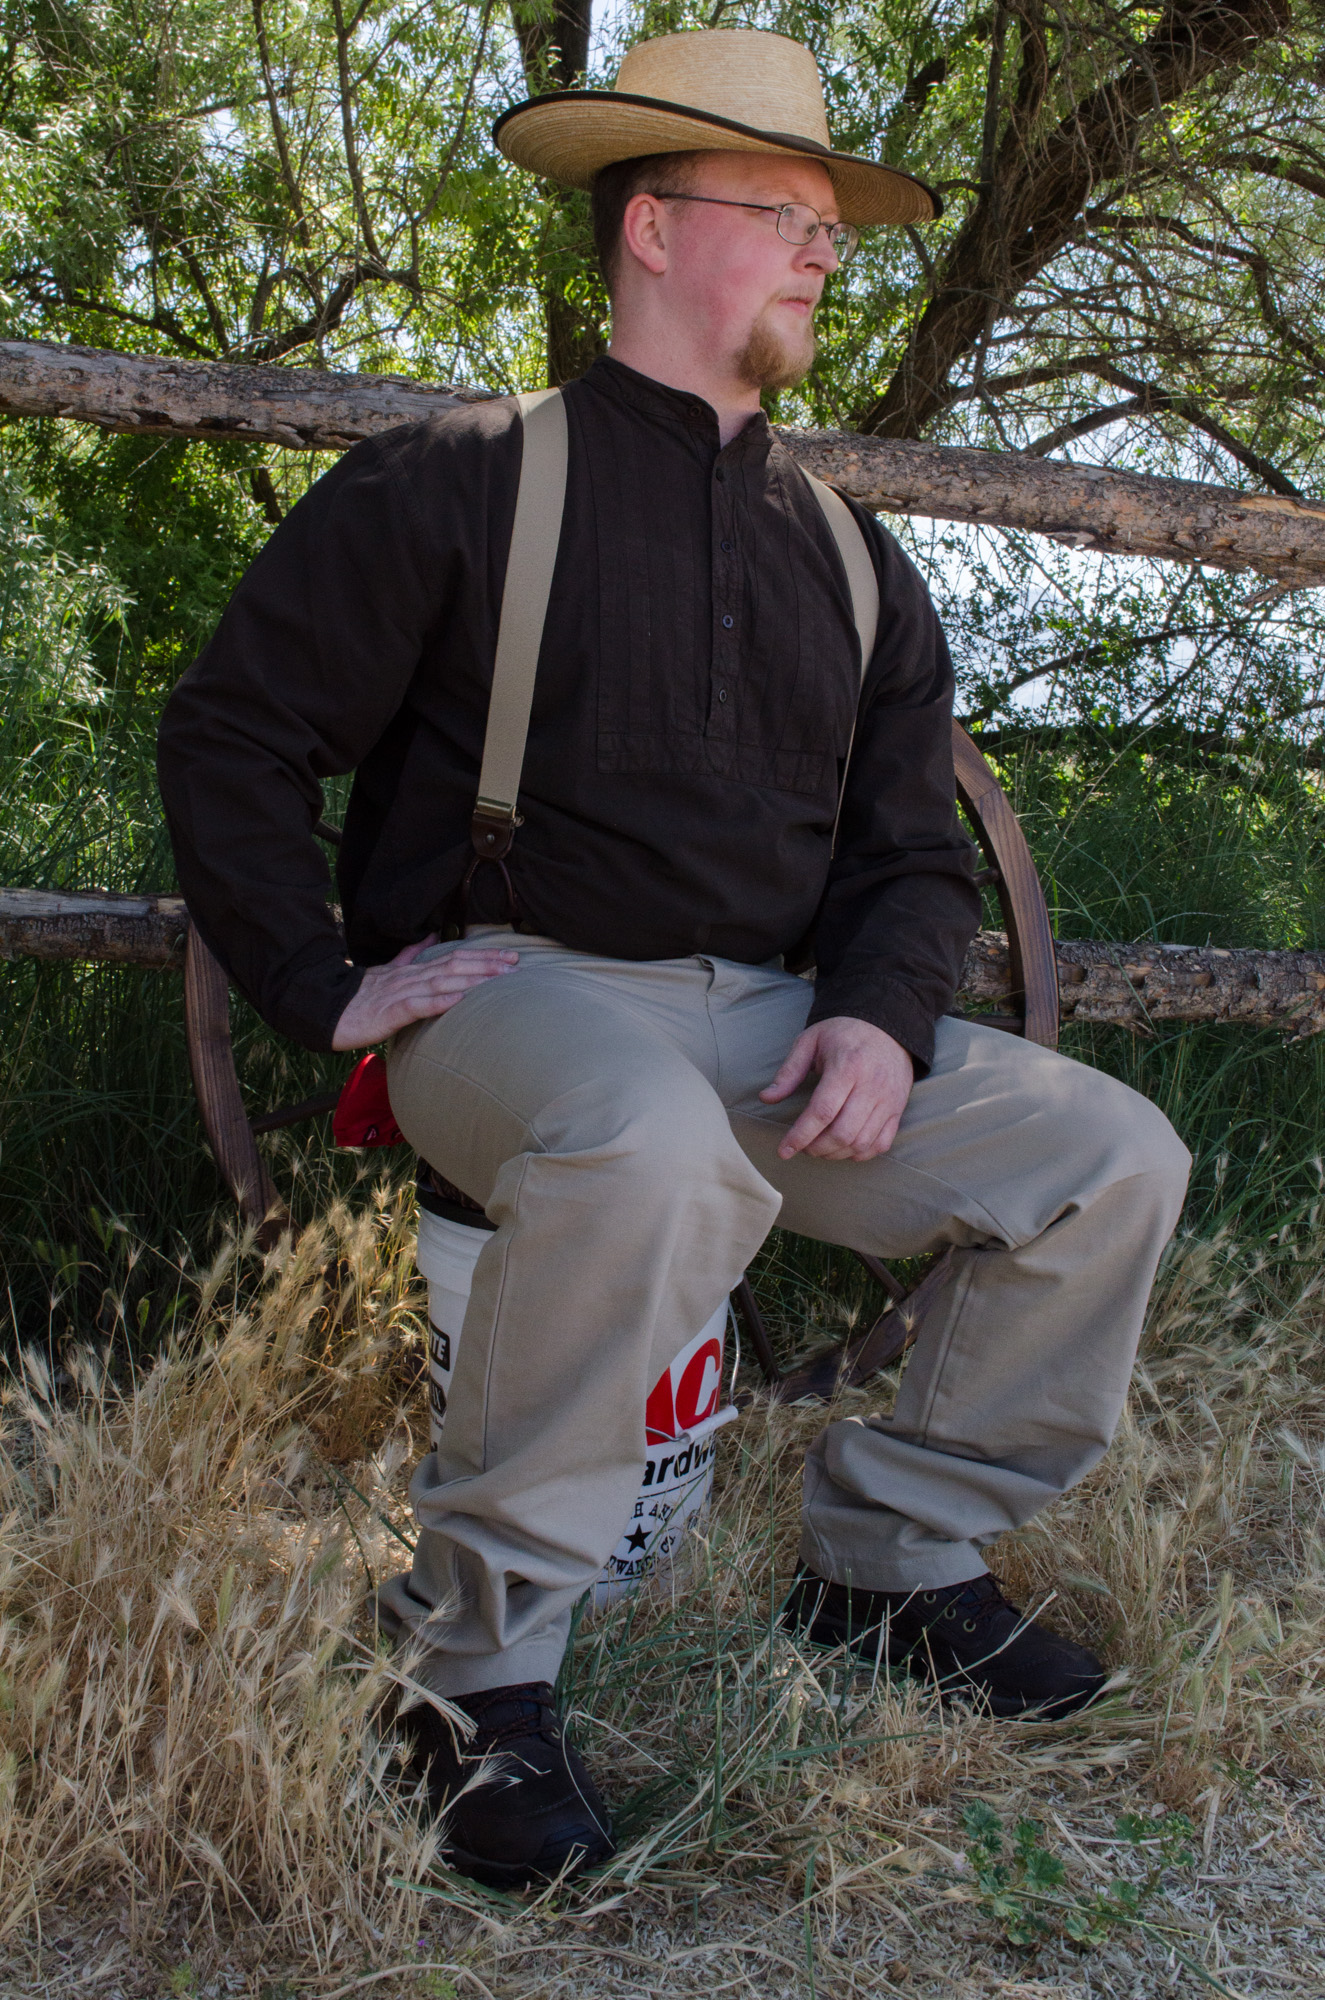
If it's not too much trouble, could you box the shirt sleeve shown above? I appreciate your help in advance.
[807,509,982,1073]
[157,422,465,1050]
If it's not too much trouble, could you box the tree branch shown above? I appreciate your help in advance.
[11,888,1325,1039]
[251,0,313,254]
[858,0,1291,439]
[330,0,384,267]
[4,341,1325,583]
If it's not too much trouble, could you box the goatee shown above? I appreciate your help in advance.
[734,310,816,392]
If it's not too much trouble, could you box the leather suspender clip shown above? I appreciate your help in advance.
[461,798,524,925]
[470,796,523,861]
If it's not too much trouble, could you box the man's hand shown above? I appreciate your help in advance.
[331,937,519,1051]
[760,1016,914,1162]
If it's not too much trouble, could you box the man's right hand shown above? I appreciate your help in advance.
[331,937,519,1050]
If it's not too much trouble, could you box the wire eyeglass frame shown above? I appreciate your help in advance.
[648,191,860,263]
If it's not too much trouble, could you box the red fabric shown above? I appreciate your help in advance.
[332,1053,405,1148]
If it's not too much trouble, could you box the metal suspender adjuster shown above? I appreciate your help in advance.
[470,795,523,858]
[460,797,524,926]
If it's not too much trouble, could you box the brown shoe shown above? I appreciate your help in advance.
[783,1568,1107,1718]
[399,1682,615,1888]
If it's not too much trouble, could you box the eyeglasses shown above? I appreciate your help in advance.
[649,192,860,264]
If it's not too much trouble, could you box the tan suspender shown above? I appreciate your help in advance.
[801,472,879,669]
[464,388,879,918]
[799,469,880,856]
[461,387,567,920]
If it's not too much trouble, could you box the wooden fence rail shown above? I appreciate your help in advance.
[5,888,1323,1038]
[3,340,1325,586]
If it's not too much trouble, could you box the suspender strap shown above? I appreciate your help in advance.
[802,472,880,855]
[802,472,879,672]
[462,386,568,920]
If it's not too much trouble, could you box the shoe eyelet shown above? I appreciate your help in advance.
[962,1618,977,1632]
[921,1592,937,1604]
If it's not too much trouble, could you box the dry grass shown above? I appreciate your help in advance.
[2,1190,1323,1998]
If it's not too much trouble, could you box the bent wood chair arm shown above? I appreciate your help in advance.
[183,723,1059,1366]
[950,724,1059,1050]
[184,925,284,1245]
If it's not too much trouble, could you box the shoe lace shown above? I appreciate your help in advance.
[461,1683,562,1750]
[920,1574,1017,1637]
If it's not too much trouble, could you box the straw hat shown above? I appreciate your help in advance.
[492,29,940,228]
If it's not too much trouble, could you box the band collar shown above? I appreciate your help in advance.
[581,354,772,461]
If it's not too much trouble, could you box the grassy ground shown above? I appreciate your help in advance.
[2,1182,1322,1998]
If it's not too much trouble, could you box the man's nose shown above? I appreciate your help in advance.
[799,229,839,276]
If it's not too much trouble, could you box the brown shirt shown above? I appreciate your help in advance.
[157,356,980,1068]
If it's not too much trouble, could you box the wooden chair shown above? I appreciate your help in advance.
[184,721,1058,1400]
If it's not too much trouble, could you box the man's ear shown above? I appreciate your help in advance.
[620,192,670,279]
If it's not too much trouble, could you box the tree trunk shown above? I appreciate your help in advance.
[4,341,1323,584]
[510,0,605,386]
[862,0,1290,440]
[8,888,1325,1036]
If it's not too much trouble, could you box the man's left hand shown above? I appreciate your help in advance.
[760,1017,915,1162]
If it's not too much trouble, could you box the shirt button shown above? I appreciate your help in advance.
[717,688,729,703]
[721,540,733,552]
[715,467,725,483]
[722,614,734,629]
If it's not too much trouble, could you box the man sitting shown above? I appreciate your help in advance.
[158,27,1190,1891]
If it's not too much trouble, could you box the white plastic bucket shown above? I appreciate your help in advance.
[415,1207,738,1601]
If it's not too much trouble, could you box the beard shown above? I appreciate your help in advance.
[733,303,816,392]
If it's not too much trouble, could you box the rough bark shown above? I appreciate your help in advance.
[4,341,1324,584]
[0,339,491,447]
[0,888,189,968]
[960,931,1325,1037]
[7,889,1324,1035]
[509,0,604,388]
[784,429,1325,585]
[863,0,1291,439]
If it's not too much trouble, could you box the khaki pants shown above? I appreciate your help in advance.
[379,931,1190,1696]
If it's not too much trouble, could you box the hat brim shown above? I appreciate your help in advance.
[492,91,941,227]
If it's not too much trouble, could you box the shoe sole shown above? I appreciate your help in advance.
[442,1836,615,1891]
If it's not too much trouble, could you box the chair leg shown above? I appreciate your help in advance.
[852,1250,907,1305]
[774,1250,954,1403]
[734,1275,781,1384]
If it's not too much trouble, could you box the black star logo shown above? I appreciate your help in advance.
[625,1526,650,1553]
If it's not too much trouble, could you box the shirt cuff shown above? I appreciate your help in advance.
[267,956,366,1052]
[806,972,938,1076]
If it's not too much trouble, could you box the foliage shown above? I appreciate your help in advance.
[0,0,1322,741]
[961,1799,1197,1950]
[0,455,127,714]
[0,0,1321,466]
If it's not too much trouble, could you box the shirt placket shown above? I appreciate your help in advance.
[708,455,740,743]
